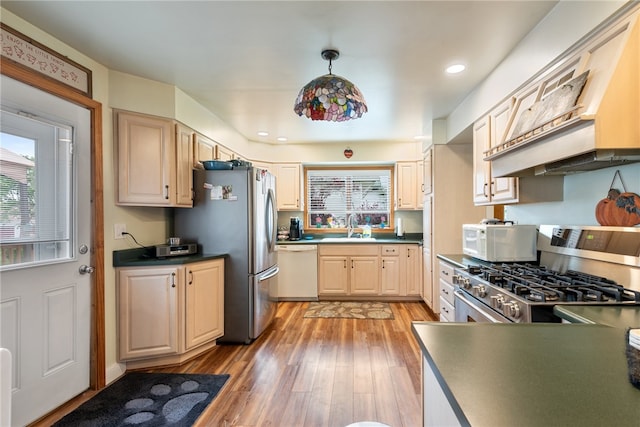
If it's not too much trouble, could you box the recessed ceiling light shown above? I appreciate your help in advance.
[257,131,269,137]
[446,64,466,74]
[277,136,288,142]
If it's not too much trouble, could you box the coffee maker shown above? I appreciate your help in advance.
[289,217,302,240]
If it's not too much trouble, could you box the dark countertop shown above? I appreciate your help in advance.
[554,305,640,328]
[113,247,227,267]
[277,232,422,245]
[436,253,492,268]
[411,322,640,427]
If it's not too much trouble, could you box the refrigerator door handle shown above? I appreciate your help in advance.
[258,266,280,282]
[266,187,277,251]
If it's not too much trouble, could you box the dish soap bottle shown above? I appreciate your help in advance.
[362,224,372,238]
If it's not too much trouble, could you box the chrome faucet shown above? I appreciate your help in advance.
[346,213,356,238]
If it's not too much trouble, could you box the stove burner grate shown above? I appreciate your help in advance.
[464,263,640,304]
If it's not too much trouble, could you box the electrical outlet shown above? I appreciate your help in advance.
[114,223,126,239]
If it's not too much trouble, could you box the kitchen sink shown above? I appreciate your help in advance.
[322,237,376,242]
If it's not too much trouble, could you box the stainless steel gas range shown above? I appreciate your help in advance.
[454,225,640,323]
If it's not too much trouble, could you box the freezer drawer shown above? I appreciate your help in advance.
[251,265,279,340]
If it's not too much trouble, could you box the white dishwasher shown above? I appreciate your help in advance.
[277,244,318,301]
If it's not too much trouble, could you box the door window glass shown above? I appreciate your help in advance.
[0,110,73,269]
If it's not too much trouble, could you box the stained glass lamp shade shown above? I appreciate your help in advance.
[293,49,367,122]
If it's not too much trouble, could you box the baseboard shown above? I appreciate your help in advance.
[105,361,126,385]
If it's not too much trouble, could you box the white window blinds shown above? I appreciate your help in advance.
[306,167,392,229]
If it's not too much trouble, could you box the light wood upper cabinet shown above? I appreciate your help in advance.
[252,161,273,173]
[175,124,194,207]
[275,163,302,210]
[116,111,174,206]
[396,161,422,210]
[194,133,215,167]
[115,111,193,207]
[472,100,518,205]
[215,144,234,161]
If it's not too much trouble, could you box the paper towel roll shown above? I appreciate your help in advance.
[396,218,403,236]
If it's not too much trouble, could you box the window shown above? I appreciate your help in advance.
[305,166,393,231]
[0,110,74,269]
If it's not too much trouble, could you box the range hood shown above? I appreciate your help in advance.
[488,4,640,178]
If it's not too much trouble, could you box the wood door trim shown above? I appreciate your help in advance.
[1,58,106,390]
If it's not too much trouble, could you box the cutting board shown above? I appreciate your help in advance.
[511,70,589,138]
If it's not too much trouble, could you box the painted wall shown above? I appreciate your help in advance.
[505,163,640,226]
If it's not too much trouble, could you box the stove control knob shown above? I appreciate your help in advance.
[503,301,521,319]
[490,294,505,309]
[472,285,486,298]
[461,278,471,289]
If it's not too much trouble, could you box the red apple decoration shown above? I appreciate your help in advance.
[344,147,353,158]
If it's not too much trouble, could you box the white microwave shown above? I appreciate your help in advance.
[462,224,538,262]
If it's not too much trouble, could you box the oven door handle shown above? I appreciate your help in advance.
[454,290,510,323]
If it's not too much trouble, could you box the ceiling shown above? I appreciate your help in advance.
[2,1,560,145]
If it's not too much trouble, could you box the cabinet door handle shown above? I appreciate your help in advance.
[164,185,170,200]
[490,181,495,197]
[382,260,385,269]
[483,182,488,198]
[170,272,176,288]
[188,270,193,285]
[351,260,354,269]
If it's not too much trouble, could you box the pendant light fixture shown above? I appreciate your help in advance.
[293,49,367,122]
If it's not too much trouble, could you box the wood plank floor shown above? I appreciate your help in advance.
[32,301,437,427]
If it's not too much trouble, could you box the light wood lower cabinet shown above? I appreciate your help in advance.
[438,260,456,322]
[117,258,224,368]
[349,256,380,295]
[318,244,421,298]
[118,266,180,360]
[318,245,379,296]
[185,260,225,350]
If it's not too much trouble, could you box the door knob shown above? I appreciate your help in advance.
[79,265,95,274]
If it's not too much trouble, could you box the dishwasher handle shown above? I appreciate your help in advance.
[278,245,318,252]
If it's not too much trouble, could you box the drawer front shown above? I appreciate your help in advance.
[439,279,455,306]
[439,296,455,322]
[438,260,455,285]
[381,245,400,256]
[319,244,380,256]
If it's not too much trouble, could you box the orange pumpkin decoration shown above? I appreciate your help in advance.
[595,171,640,226]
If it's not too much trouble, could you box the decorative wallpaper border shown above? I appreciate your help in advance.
[1,23,92,97]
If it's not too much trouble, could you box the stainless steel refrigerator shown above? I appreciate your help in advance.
[174,166,278,343]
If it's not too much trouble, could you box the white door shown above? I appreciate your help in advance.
[0,76,92,426]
